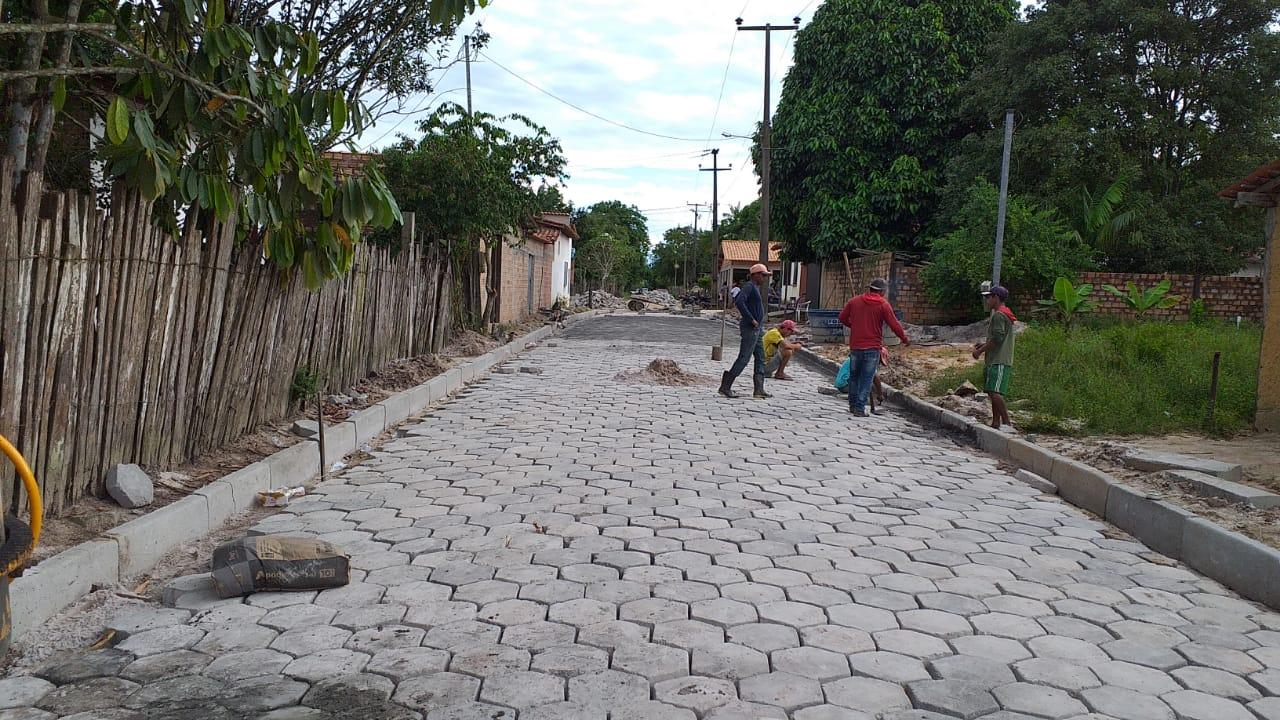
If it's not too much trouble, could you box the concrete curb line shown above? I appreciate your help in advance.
[9,315,588,642]
[794,345,1280,611]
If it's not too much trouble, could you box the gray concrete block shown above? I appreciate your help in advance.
[973,424,1010,457]
[458,362,477,383]
[348,405,386,444]
[1122,448,1242,482]
[107,495,211,578]
[1164,470,1280,509]
[1182,517,1280,610]
[220,462,271,510]
[443,368,464,394]
[937,409,974,434]
[898,394,943,424]
[426,377,448,405]
[291,420,319,438]
[162,573,219,608]
[380,392,414,426]
[1014,469,1056,495]
[106,464,154,509]
[1008,438,1056,479]
[265,441,321,489]
[1049,457,1114,517]
[315,420,355,459]
[195,481,237,528]
[1104,484,1193,559]
[406,383,432,414]
[11,539,120,640]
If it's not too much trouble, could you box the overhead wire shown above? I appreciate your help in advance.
[479,50,709,142]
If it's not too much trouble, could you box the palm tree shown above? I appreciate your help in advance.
[1069,175,1138,258]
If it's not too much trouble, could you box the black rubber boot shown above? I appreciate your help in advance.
[718,371,739,399]
[753,375,772,399]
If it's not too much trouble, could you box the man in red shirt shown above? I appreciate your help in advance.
[838,278,910,416]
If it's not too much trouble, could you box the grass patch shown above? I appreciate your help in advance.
[927,320,1260,436]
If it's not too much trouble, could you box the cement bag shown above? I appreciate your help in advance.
[211,536,349,598]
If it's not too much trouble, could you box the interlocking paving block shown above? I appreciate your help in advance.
[992,682,1088,719]
[653,676,738,716]
[738,671,823,710]
[34,650,133,685]
[824,676,911,713]
[0,677,54,710]
[905,679,999,719]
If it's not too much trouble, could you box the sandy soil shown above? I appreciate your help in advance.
[614,358,715,387]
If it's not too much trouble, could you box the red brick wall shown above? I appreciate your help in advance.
[820,254,894,309]
[1078,272,1263,321]
[892,266,974,326]
[322,151,377,179]
[498,237,553,324]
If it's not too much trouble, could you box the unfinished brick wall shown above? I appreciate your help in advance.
[497,237,553,324]
[892,266,974,326]
[819,253,894,309]
[322,151,376,179]
[1078,272,1263,321]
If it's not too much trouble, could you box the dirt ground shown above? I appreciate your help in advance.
[30,322,536,563]
[614,358,715,387]
[812,339,1280,551]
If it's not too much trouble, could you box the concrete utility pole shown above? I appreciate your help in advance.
[687,203,707,289]
[464,35,473,115]
[737,16,799,274]
[992,109,1014,286]
[702,149,733,361]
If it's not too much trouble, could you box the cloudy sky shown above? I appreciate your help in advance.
[358,0,819,246]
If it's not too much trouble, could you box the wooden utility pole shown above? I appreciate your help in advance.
[702,149,732,359]
[737,16,799,275]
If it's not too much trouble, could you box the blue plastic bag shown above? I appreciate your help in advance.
[835,357,851,392]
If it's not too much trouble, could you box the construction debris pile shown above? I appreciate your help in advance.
[633,289,680,307]
[570,290,626,309]
[903,318,1029,344]
[615,358,714,387]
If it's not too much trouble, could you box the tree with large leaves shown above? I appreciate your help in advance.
[947,0,1280,275]
[768,0,1014,261]
[1,0,487,287]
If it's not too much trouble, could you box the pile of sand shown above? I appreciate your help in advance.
[615,358,714,387]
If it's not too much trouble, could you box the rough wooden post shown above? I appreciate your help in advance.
[1258,206,1279,431]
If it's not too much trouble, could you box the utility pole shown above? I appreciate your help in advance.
[702,149,732,361]
[737,15,800,276]
[686,203,707,290]
[992,109,1014,286]
[464,35,473,116]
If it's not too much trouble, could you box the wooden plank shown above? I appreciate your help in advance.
[43,192,87,512]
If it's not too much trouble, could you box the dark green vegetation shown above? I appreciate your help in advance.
[769,0,1280,296]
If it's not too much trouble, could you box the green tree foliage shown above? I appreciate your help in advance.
[577,231,640,295]
[572,200,650,291]
[950,0,1280,274]
[922,182,1089,312]
[378,105,567,253]
[718,201,760,241]
[650,225,714,289]
[768,0,1014,261]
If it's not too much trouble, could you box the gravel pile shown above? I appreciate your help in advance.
[570,290,626,309]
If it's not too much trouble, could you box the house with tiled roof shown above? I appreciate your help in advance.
[717,239,805,303]
[494,213,578,323]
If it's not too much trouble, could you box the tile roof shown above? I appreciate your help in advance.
[1219,159,1280,198]
[721,240,781,264]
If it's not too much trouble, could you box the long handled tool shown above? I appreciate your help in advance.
[713,284,726,361]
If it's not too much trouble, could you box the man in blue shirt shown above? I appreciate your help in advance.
[719,263,772,399]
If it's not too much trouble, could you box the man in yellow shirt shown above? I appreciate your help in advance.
[763,320,803,381]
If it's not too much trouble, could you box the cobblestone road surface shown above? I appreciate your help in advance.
[5,315,1280,719]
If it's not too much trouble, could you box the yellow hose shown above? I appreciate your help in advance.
[0,434,41,545]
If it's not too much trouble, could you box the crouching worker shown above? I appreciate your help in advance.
[763,320,803,380]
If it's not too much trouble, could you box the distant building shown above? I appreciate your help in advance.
[495,213,578,324]
[717,240,804,302]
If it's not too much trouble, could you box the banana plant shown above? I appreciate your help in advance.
[1103,279,1182,317]
[1036,277,1097,328]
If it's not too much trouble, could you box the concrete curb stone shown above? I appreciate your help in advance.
[1104,484,1193,558]
[796,349,1280,612]
[10,318,572,643]
[10,540,119,639]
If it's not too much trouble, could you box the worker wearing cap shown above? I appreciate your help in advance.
[972,285,1017,430]
[838,278,910,416]
[763,319,803,381]
[719,263,772,399]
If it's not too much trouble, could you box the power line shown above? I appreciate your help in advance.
[478,50,708,142]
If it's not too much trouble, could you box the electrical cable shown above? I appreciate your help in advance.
[478,50,708,142]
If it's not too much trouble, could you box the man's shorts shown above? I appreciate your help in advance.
[765,353,781,374]
[984,364,1012,396]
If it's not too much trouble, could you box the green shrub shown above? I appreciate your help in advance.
[928,320,1260,436]
[923,181,1091,315]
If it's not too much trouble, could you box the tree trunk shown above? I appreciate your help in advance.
[26,0,83,192]
[4,0,49,189]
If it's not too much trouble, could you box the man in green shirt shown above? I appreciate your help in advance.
[972,285,1017,430]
